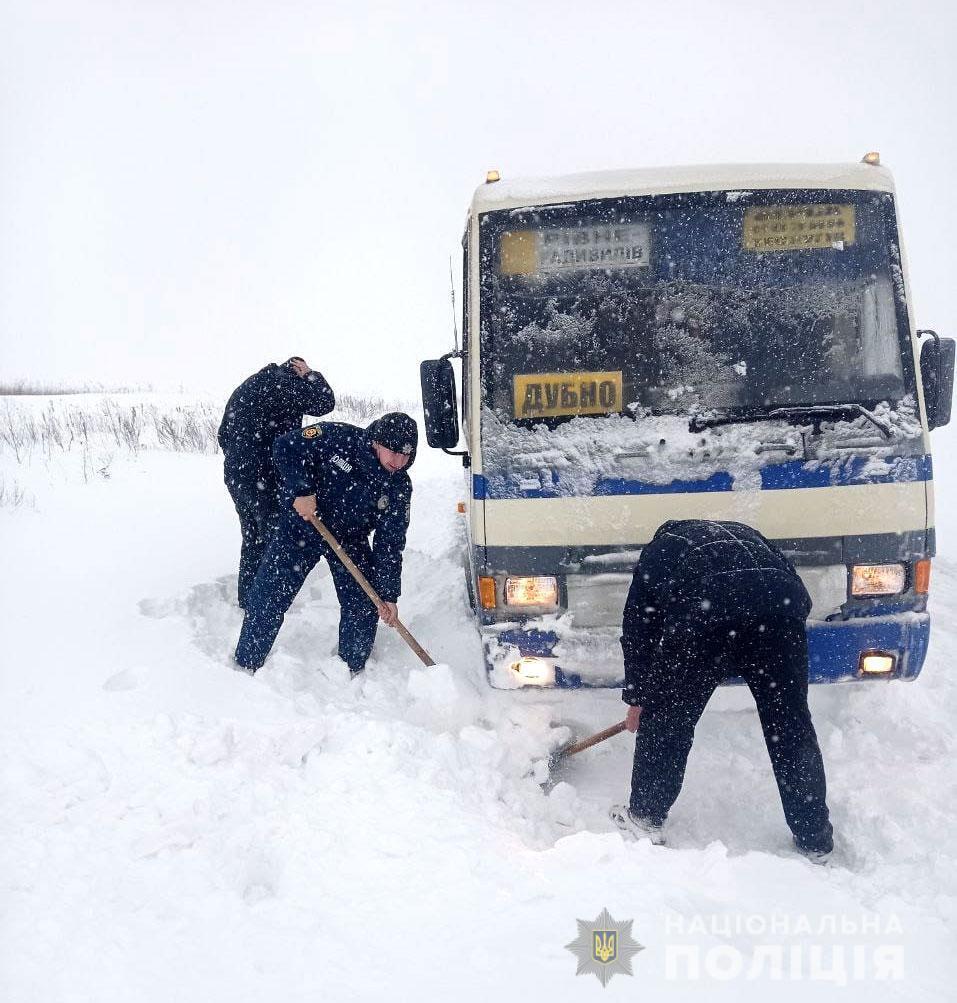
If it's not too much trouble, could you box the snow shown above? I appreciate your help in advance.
[1,394,956,999]
[481,399,923,498]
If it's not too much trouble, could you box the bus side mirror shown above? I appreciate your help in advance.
[420,357,461,449]
[919,331,956,429]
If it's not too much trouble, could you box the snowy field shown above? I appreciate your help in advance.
[1,393,956,1001]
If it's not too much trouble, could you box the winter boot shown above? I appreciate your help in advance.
[793,835,832,865]
[609,805,666,845]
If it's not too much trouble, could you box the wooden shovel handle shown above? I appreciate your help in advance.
[560,720,628,758]
[307,513,436,667]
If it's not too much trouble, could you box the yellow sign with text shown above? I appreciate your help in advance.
[513,371,623,419]
[743,204,856,252]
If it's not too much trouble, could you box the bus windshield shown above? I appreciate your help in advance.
[478,189,915,426]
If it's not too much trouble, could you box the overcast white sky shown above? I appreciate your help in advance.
[1,0,955,398]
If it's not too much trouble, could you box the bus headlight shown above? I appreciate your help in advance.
[860,651,896,675]
[505,576,559,607]
[850,564,906,597]
[510,657,555,685]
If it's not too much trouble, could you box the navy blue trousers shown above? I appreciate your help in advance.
[234,511,380,672]
[225,470,278,609]
[630,616,833,854]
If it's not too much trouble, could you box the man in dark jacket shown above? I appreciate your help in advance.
[218,358,335,608]
[610,519,834,860]
[234,412,417,675]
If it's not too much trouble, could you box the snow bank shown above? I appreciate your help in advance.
[1,395,955,1000]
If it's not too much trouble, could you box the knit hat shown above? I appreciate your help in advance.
[368,412,418,465]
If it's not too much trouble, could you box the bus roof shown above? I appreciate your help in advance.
[470,162,895,214]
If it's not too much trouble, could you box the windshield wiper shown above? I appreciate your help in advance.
[770,404,892,438]
[690,403,892,438]
[688,408,771,432]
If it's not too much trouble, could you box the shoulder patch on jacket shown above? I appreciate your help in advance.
[302,426,322,439]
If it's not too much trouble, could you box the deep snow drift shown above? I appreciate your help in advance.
[1,394,955,1001]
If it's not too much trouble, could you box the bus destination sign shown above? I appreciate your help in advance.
[500,225,651,276]
[513,371,624,419]
[743,204,856,252]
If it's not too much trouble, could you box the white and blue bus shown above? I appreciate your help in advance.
[421,159,954,689]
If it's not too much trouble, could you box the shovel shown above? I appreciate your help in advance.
[308,511,628,772]
[306,512,436,667]
[541,719,630,788]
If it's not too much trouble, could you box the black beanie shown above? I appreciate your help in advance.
[369,412,418,462]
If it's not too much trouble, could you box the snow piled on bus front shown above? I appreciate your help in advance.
[480,398,923,498]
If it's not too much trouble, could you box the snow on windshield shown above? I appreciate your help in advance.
[479,190,914,429]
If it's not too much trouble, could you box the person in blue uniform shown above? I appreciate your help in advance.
[234,412,417,675]
[610,519,834,861]
[218,357,335,608]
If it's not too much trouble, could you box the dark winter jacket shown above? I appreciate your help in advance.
[271,417,416,603]
[621,520,811,708]
[218,363,335,487]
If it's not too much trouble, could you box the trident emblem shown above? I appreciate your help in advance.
[593,930,618,964]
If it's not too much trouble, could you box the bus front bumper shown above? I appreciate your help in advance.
[483,613,931,690]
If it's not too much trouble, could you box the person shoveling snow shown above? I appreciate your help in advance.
[234,412,417,676]
[610,519,834,862]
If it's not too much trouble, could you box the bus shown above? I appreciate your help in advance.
[420,158,954,689]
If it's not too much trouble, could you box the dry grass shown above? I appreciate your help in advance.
[0,398,221,463]
[0,476,31,508]
[325,393,417,425]
[0,380,156,395]
[0,392,419,503]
